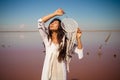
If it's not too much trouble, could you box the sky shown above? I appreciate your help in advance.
[0,0,120,30]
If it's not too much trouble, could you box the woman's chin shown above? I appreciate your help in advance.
[51,30,58,32]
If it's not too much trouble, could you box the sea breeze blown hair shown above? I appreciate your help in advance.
[48,18,67,62]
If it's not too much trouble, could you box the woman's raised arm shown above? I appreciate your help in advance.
[76,28,83,49]
[41,8,65,23]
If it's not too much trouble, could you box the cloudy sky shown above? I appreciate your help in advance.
[0,0,120,30]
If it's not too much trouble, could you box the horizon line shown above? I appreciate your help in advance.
[0,30,120,32]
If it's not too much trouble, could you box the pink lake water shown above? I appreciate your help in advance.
[0,31,120,80]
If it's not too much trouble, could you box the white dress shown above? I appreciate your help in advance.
[38,18,83,80]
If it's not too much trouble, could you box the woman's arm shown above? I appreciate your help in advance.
[41,8,64,23]
[76,28,82,49]
[73,28,83,59]
[38,8,64,46]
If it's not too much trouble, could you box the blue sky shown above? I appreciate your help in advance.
[0,0,120,30]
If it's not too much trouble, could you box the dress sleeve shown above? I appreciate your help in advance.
[38,18,49,46]
[73,45,83,59]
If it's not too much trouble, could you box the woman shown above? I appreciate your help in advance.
[38,8,83,80]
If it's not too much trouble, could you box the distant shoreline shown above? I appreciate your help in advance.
[0,30,120,32]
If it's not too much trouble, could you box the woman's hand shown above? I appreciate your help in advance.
[76,28,83,49]
[76,28,82,40]
[54,8,65,16]
[41,8,64,22]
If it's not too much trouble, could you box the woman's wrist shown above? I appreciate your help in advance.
[77,37,82,49]
[53,12,57,16]
[76,36,81,41]
[53,8,64,16]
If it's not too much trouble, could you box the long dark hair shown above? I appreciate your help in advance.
[48,18,67,62]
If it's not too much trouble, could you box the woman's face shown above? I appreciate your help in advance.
[49,20,60,31]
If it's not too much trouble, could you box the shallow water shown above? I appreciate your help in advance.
[0,31,120,80]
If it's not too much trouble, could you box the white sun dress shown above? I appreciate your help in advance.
[38,18,83,80]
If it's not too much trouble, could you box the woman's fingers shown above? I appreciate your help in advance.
[54,8,65,16]
[77,28,82,33]
[59,8,65,14]
[76,28,82,39]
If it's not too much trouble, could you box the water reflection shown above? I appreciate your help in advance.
[98,44,103,58]
[1,44,5,48]
[86,52,90,55]
[19,34,25,39]
[71,78,79,80]
[0,31,120,80]
[104,32,111,45]
[113,54,117,58]
[98,50,102,58]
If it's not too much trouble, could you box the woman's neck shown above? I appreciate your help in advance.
[52,32,58,44]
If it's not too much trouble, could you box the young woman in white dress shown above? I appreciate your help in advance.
[38,8,83,80]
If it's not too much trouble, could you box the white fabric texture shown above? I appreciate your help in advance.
[38,18,83,80]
